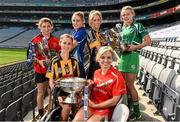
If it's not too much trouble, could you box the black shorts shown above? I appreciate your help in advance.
[35,72,48,83]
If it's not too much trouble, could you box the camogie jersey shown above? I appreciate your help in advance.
[90,66,126,119]
[88,29,107,62]
[46,55,80,80]
[32,34,60,74]
[118,22,149,74]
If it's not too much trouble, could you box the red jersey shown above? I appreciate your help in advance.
[32,34,60,73]
[90,66,126,119]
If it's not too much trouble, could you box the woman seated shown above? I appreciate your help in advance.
[46,34,80,121]
[73,46,127,122]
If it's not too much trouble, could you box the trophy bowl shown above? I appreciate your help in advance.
[59,77,87,104]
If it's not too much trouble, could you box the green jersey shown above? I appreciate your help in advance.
[118,22,149,74]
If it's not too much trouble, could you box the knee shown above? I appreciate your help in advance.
[126,82,134,88]
[73,115,83,122]
[61,104,72,111]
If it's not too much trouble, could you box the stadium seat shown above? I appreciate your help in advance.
[23,80,32,95]
[111,104,129,122]
[147,63,164,99]
[14,77,22,87]
[143,60,156,92]
[22,89,35,118]
[161,74,180,121]
[13,84,23,101]
[152,67,176,109]
[0,108,6,121]
[0,85,6,96]
[0,89,13,110]
[5,97,22,121]
[6,81,15,91]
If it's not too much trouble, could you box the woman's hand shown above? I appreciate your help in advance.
[88,99,96,108]
[87,79,94,86]
[126,44,136,52]
[35,58,45,68]
[58,96,66,103]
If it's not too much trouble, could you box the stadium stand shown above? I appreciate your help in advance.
[0,0,179,121]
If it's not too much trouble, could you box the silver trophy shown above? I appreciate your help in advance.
[104,23,129,52]
[58,77,87,104]
[34,37,53,67]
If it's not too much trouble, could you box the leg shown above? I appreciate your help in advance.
[121,73,133,111]
[73,107,93,122]
[124,72,141,120]
[125,73,138,102]
[59,103,72,121]
[87,114,106,122]
[36,82,47,117]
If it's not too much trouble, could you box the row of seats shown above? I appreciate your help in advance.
[0,88,37,121]
[138,37,180,121]
[0,61,36,120]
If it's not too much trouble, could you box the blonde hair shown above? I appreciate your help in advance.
[88,10,102,27]
[72,11,85,24]
[120,6,135,20]
[96,46,118,62]
[37,17,54,29]
[60,34,73,42]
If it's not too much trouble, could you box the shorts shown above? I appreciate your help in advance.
[35,72,48,83]
[118,52,139,74]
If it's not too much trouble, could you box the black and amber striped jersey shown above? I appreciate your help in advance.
[46,55,80,80]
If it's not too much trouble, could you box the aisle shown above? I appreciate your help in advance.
[135,82,166,121]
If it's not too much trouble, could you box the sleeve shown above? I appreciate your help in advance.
[138,23,149,38]
[73,29,87,43]
[112,71,126,96]
[88,31,100,49]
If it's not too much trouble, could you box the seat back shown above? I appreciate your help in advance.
[6,97,22,121]
[111,104,129,122]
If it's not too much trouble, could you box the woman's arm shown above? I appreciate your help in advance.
[127,34,152,51]
[88,95,121,109]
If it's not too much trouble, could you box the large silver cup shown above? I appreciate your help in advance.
[59,77,87,104]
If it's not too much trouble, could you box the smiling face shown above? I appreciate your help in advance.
[121,8,134,26]
[91,14,101,31]
[98,51,113,70]
[40,22,53,36]
[72,14,84,30]
[60,36,73,53]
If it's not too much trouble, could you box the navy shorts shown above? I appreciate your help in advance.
[35,72,48,83]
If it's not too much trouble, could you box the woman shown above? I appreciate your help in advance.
[73,46,126,121]
[118,6,152,120]
[87,10,107,79]
[32,17,60,118]
[46,34,80,121]
[71,11,88,78]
